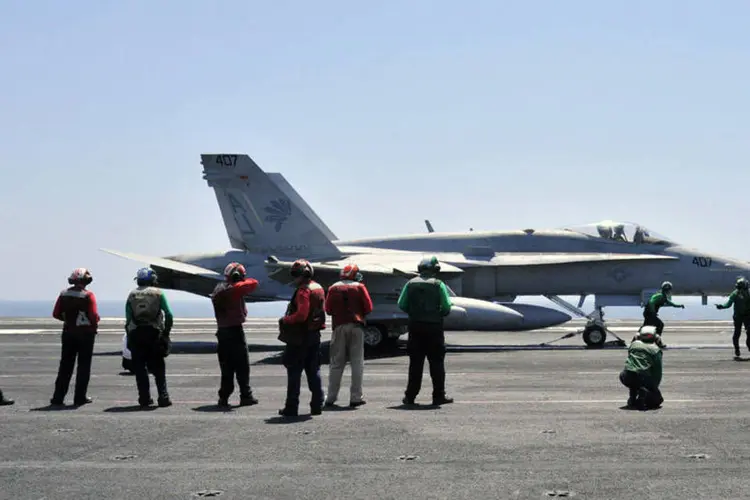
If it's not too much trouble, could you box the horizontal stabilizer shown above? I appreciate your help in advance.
[99,249,222,279]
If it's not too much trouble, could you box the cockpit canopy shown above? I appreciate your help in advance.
[560,220,674,245]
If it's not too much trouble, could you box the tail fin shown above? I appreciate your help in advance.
[200,154,342,260]
[266,172,338,241]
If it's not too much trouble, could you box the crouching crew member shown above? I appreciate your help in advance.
[50,268,99,406]
[619,326,664,410]
[210,262,259,408]
[642,281,684,336]
[278,259,326,417]
[125,268,174,408]
[323,263,373,408]
[716,277,750,359]
[397,256,454,406]
[0,389,13,405]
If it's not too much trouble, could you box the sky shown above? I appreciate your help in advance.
[1,1,749,319]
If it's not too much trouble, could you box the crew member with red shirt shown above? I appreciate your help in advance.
[278,259,326,417]
[210,262,259,408]
[50,268,100,406]
[323,263,373,408]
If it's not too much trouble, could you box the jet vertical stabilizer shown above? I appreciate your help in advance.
[200,154,342,260]
[267,172,338,241]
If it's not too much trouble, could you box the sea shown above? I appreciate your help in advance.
[0,297,732,320]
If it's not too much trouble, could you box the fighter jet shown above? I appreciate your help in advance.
[102,154,750,349]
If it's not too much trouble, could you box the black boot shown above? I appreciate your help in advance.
[0,390,13,406]
[278,407,298,417]
[239,393,258,406]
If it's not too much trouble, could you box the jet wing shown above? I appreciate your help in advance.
[99,248,223,279]
[442,252,679,267]
[264,254,464,284]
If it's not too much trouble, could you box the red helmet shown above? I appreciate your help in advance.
[68,267,92,285]
[340,263,359,280]
[290,259,313,278]
[223,262,246,281]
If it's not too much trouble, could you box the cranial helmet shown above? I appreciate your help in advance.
[340,263,359,281]
[417,255,441,274]
[737,277,749,290]
[68,267,92,286]
[290,259,314,279]
[223,262,246,282]
[661,281,673,292]
[135,267,158,286]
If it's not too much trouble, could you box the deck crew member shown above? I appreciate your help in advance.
[397,256,454,406]
[323,263,373,408]
[50,268,99,406]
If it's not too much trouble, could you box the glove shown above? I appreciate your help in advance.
[715,304,723,309]
[679,305,685,309]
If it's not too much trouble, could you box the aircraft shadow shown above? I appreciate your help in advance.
[95,341,284,357]
[253,341,408,366]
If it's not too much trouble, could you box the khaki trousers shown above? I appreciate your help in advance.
[325,323,365,404]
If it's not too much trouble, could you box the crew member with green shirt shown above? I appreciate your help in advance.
[642,281,684,336]
[619,326,664,410]
[125,268,174,408]
[397,255,454,406]
[715,277,750,359]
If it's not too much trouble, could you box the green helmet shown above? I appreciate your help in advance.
[417,255,441,274]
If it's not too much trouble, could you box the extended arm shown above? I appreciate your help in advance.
[665,296,683,308]
[717,291,737,309]
[231,278,258,298]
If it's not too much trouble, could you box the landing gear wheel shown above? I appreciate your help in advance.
[582,325,607,348]
[364,325,384,348]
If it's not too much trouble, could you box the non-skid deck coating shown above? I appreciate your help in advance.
[1,318,748,499]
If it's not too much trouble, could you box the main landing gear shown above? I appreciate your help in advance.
[543,295,626,348]
[362,323,405,351]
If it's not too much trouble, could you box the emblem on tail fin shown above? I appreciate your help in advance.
[264,198,291,232]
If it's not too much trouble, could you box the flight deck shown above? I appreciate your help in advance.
[1,318,748,499]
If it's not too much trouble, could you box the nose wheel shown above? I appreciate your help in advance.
[582,324,607,347]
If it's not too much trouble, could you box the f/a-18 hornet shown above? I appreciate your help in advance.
[102,154,750,348]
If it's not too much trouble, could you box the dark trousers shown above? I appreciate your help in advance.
[52,331,96,404]
[282,332,324,411]
[642,312,664,334]
[405,321,447,400]
[732,316,750,355]
[216,326,252,400]
[619,369,663,409]
[129,326,168,404]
